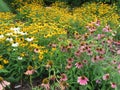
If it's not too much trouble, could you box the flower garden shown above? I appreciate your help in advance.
[0,0,120,90]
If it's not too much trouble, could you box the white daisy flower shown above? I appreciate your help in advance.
[18,56,23,60]
[10,27,21,34]
[5,33,13,36]
[6,37,13,42]
[25,37,34,42]
[0,34,4,39]
[10,27,20,31]
[18,32,27,35]
[12,42,19,47]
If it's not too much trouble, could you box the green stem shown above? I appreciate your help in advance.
[30,75,33,88]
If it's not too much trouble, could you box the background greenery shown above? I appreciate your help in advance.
[1,0,120,12]
[0,0,11,12]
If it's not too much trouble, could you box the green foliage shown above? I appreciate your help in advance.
[0,0,11,12]
[113,26,120,41]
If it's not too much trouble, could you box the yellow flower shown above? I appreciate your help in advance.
[0,65,4,69]
[39,50,44,55]
[20,53,26,57]
[3,60,9,64]
[0,56,2,61]
[52,48,56,51]
[43,50,48,53]
[39,55,43,60]
[29,43,39,48]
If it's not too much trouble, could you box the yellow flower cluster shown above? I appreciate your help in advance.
[73,2,120,27]
[0,12,14,20]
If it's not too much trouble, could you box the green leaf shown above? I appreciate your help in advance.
[86,85,92,90]
[0,0,11,12]
[0,69,8,73]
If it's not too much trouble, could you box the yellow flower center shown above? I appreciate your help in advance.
[42,78,49,84]
[0,77,3,82]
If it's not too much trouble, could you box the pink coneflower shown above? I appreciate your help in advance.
[24,66,35,75]
[87,26,96,32]
[103,25,112,32]
[111,82,117,88]
[84,46,91,51]
[80,41,87,46]
[75,62,83,69]
[50,75,56,81]
[0,77,10,90]
[111,60,117,64]
[95,20,100,26]
[91,56,99,63]
[113,41,120,45]
[83,33,89,40]
[96,34,105,40]
[79,45,86,50]
[65,63,72,70]
[60,74,68,81]
[77,76,89,85]
[24,70,35,75]
[117,50,120,54]
[103,73,110,80]
[86,50,93,55]
[60,81,69,90]
[96,79,101,84]
[103,27,108,32]
[97,55,104,61]
[117,64,120,69]
[86,25,90,30]
[67,58,74,63]
[107,38,113,44]
[51,43,57,48]
[82,60,88,64]
[41,78,50,90]
[34,48,39,53]
[79,46,86,53]
[46,60,53,69]
[74,32,80,39]
[68,43,73,49]
[118,70,120,74]
[61,45,68,52]
[96,48,105,54]
[74,50,81,57]
[99,48,105,54]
